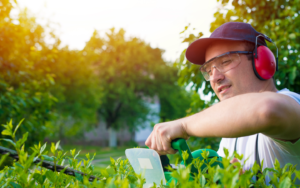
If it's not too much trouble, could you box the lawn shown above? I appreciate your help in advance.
[60,144,137,173]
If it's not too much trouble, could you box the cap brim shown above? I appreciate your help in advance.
[185,38,252,65]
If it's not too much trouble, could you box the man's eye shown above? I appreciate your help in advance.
[222,60,232,65]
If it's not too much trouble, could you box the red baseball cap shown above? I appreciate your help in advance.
[185,22,267,65]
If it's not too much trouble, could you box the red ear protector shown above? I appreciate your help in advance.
[252,34,279,80]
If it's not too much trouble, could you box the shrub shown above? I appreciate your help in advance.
[0,120,299,187]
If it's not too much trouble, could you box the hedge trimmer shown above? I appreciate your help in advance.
[125,138,223,187]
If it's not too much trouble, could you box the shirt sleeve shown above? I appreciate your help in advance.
[277,89,300,105]
[269,137,300,156]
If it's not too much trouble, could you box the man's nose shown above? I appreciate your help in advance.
[210,67,225,83]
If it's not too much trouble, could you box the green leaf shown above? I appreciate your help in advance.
[0,138,16,147]
[263,167,279,176]
[223,148,229,158]
[0,154,9,167]
[55,141,60,150]
[234,152,243,161]
[209,156,217,166]
[16,132,28,149]
[127,174,138,183]
[100,169,109,178]
[252,162,260,175]
[75,172,83,182]
[42,155,54,161]
[40,143,47,154]
[68,158,73,167]
[106,165,116,175]
[1,129,12,137]
[71,149,76,157]
[213,171,222,183]
[51,142,56,155]
[14,162,24,169]
[274,158,281,172]
[179,50,186,65]
[0,173,5,183]
[199,174,206,187]
[76,161,82,169]
[13,118,25,138]
[7,119,13,130]
[45,170,56,183]
[289,66,297,85]
[279,177,291,188]
[74,150,81,159]
[24,151,37,169]
[33,173,46,185]
[9,182,22,188]
[200,150,209,160]
[19,173,28,184]
[85,153,90,160]
[110,157,115,165]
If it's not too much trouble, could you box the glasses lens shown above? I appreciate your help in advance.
[200,52,241,81]
[200,63,211,81]
[201,70,210,81]
[218,53,241,72]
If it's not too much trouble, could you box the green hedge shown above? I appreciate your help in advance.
[0,120,299,187]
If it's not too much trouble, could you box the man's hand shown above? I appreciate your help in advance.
[145,119,189,155]
[230,158,245,175]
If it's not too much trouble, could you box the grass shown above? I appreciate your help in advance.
[60,144,138,171]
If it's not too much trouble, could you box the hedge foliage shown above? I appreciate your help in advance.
[0,120,299,187]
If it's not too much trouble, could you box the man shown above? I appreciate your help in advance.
[145,22,300,183]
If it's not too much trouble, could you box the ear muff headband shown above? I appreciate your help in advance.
[252,34,278,80]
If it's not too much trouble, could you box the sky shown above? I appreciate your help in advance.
[17,0,219,62]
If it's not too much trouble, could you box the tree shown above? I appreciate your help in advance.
[84,28,185,147]
[177,0,300,104]
[157,65,194,122]
[0,0,102,145]
[0,0,57,146]
[44,47,102,142]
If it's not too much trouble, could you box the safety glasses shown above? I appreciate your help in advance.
[200,51,253,81]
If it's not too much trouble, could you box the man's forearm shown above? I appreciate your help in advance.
[146,91,300,155]
[182,92,295,139]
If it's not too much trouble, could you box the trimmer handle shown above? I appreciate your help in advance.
[171,138,198,174]
[161,138,222,185]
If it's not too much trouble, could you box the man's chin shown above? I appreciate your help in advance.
[218,94,234,101]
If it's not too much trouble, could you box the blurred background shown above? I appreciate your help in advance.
[1,0,299,169]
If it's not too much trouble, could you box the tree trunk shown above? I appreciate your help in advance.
[108,127,117,147]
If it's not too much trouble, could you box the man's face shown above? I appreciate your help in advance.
[205,41,263,101]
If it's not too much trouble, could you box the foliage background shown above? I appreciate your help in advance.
[0,0,192,147]
[1,0,299,152]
